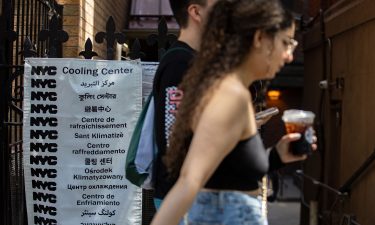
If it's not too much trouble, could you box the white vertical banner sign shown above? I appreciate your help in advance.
[23,58,143,225]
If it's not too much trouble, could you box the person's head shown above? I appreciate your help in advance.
[196,0,296,80]
[169,0,217,29]
[165,0,296,178]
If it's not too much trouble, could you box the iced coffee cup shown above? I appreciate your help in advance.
[282,110,315,155]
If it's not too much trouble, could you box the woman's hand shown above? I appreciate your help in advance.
[275,133,317,163]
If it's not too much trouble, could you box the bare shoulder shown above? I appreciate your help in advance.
[205,75,250,117]
[215,75,250,103]
[191,75,250,130]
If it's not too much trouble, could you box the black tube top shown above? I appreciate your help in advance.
[204,133,269,191]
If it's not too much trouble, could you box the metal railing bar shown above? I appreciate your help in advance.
[3,122,23,126]
[339,148,375,193]
[295,170,347,196]
[8,103,23,114]
[8,140,23,148]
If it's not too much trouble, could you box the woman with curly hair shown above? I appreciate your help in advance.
[151,0,315,224]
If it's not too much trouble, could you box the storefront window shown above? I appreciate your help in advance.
[128,0,178,29]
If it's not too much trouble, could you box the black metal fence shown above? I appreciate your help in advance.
[1,1,63,225]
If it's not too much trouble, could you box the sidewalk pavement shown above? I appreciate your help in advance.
[267,175,301,225]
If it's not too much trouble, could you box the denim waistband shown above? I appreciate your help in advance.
[196,190,261,207]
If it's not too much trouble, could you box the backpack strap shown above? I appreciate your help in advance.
[153,46,194,94]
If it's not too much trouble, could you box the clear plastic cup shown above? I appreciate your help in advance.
[282,110,315,155]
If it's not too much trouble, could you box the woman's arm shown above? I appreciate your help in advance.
[151,79,254,225]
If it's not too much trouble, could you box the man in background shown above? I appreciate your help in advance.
[152,0,217,208]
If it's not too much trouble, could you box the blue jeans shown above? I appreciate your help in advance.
[187,191,268,225]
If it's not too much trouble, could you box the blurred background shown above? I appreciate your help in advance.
[1,0,374,225]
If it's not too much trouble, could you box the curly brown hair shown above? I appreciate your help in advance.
[164,0,294,178]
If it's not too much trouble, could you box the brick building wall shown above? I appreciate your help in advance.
[57,0,130,58]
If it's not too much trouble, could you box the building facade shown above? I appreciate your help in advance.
[303,0,375,224]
